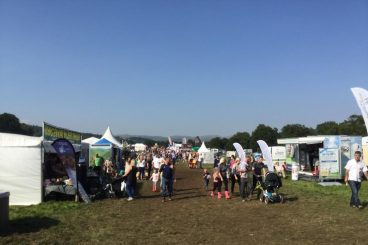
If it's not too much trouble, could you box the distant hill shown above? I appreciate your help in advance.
[0,112,219,146]
[118,134,220,143]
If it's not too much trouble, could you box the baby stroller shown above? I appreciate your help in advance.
[259,172,284,204]
[102,175,124,198]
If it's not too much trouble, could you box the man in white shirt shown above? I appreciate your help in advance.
[153,155,161,171]
[344,151,367,209]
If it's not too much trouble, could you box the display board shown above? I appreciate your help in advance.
[319,148,340,179]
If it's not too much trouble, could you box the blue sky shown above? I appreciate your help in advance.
[0,1,367,136]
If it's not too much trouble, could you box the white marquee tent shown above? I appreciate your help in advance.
[198,142,214,164]
[100,127,122,148]
[0,133,43,205]
[82,137,99,145]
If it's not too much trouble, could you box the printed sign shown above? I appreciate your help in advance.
[271,146,286,161]
[44,122,81,144]
[319,148,340,178]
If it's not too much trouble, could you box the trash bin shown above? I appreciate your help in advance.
[292,164,299,181]
[0,192,10,232]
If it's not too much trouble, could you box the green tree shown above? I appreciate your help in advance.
[225,132,250,150]
[250,124,279,151]
[0,113,24,134]
[207,137,229,150]
[280,124,315,138]
[338,115,366,136]
[316,121,339,135]
[187,139,195,146]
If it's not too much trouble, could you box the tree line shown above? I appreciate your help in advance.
[0,113,168,147]
[205,115,366,151]
[0,113,366,150]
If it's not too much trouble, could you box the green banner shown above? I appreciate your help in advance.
[43,122,81,144]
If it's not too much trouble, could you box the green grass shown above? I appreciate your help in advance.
[2,165,368,244]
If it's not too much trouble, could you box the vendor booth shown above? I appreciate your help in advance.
[198,142,214,164]
[89,127,122,168]
[278,135,362,180]
[0,122,84,205]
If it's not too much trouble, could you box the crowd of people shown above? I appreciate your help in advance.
[91,147,368,209]
[93,147,183,202]
[203,155,272,202]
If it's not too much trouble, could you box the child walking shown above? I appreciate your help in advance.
[211,167,222,199]
[203,169,211,190]
[150,170,160,192]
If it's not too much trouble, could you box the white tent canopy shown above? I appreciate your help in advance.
[82,137,99,145]
[100,126,122,148]
[0,133,43,205]
[277,136,327,145]
[198,142,210,153]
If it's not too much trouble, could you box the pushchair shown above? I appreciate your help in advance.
[102,174,124,198]
[258,172,284,204]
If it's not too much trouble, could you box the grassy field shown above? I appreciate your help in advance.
[2,164,368,244]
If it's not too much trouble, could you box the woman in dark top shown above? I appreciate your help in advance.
[218,157,230,199]
[123,159,138,201]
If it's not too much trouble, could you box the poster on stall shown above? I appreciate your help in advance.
[319,148,340,179]
[89,146,112,167]
[271,146,286,161]
[339,136,351,170]
[363,137,368,165]
[285,144,299,171]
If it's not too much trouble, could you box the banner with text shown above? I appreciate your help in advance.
[43,122,81,144]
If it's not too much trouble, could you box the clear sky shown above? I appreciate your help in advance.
[0,1,367,137]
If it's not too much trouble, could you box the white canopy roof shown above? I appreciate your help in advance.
[277,136,327,145]
[0,133,42,147]
[101,126,122,147]
[82,137,99,145]
[198,142,210,153]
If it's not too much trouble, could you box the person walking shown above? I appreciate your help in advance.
[203,169,211,191]
[253,155,267,200]
[246,156,254,200]
[230,157,240,197]
[345,151,367,209]
[146,152,153,179]
[159,157,174,202]
[238,158,249,202]
[123,159,138,201]
[211,167,222,198]
[137,155,146,180]
[218,157,230,200]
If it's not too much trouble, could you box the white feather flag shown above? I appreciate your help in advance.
[351,87,368,135]
[233,143,246,163]
[257,140,274,172]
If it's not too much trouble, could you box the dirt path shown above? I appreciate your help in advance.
[3,163,368,244]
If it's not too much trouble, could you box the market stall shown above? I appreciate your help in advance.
[278,135,362,180]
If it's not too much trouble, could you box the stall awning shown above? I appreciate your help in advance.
[278,136,327,145]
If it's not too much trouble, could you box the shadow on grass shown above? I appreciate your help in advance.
[0,217,59,236]
[283,195,299,202]
[175,188,200,192]
[171,194,207,201]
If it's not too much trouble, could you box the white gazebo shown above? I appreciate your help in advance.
[198,142,214,164]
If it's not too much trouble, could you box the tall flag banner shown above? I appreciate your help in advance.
[52,138,90,203]
[233,143,246,163]
[257,140,274,172]
[351,87,368,135]
[168,136,173,146]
